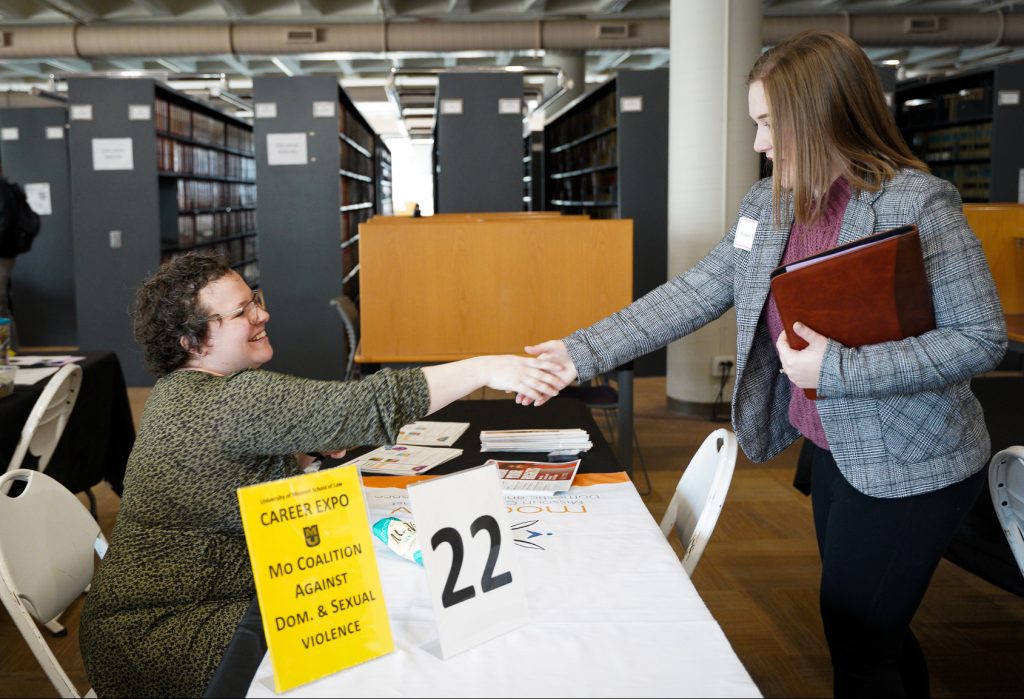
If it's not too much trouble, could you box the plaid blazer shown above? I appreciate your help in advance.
[565,169,1007,498]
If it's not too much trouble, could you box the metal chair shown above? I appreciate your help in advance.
[0,468,108,698]
[659,428,738,576]
[329,295,361,381]
[989,445,1024,579]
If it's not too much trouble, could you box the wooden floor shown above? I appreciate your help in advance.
[2,377,1022,698]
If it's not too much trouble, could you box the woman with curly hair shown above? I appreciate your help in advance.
[80,253,563,697]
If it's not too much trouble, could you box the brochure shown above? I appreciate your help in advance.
[397,421,470,447]
[343,445,463,476]
[485,458,581,495]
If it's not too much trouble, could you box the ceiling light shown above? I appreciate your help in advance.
[882,59,901,66]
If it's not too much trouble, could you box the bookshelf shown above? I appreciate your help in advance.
[433,72,525,213]
[895,63,1024,203]
[543,69,669,376]
[253,76,384,380]
[67,77,256,385]
[523,131,543,211]
[0,106,76,346]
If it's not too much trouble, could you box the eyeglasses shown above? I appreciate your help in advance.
[207,289,266,323]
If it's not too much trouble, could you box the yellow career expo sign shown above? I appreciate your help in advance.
[237,465,393,693]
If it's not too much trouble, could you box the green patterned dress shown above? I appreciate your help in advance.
[80,367,429,697]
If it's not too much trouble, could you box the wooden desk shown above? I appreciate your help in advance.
[1007,313,1024,355]
[356,217,636,469]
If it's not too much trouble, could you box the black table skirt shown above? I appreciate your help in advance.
[0,351,135,495]
[328,396,621,475]
[792,375,1024,597]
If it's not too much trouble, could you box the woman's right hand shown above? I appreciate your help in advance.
[517,340,578,405]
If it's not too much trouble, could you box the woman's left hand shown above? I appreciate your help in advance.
[776,322,827,390]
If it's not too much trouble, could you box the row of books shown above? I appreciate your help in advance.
[340,178,375,207]
[174,211,256,248]
[155,98,255,154]
[546,130,617,174]
[176,180,256,212]
[157,137,256,180]
[546,171,617,204]
[931,163,992,200]
[338,109,376,156]
[548,89,616,147]
[910,122,992,163]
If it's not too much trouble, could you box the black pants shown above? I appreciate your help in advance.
[808,443,984,698]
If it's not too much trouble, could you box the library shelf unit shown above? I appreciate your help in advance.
[433,72,525,213]
[0,105,76,346]
[895,63,1024,203]
[252,75,384,380]
[67,77,256,385]
[523,130,543,211]
[543,69,669,376]
[377,139,393,216]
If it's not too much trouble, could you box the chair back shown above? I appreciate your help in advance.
[0,469,107,698]
[329,295,361,381]
[659,429,738,576]
[989,445,1024,577]
[6,364,83,473]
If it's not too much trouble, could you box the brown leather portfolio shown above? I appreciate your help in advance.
[770,224,936,400]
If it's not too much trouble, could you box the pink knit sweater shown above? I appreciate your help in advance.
[765,177,852,450]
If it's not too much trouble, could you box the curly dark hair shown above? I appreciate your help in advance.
[133,253,234,377]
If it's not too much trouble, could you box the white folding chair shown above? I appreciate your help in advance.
[659,428,738,577]
[989,445,1024,579]
[0,469,108,698]
[7,363,83,474]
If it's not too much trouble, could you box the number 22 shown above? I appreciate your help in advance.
[430,514,513,608]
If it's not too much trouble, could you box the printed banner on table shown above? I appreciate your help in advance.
[237,466,393,693]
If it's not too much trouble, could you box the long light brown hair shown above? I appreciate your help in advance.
[748,31,927,225]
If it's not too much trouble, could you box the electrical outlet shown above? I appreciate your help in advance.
[711,355,735,378]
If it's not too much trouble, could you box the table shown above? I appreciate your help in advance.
[335,396,622,475]
[236,474,759,698]
[0,351,135,496]
[206,397,761,698]
[1007,313,1024,356]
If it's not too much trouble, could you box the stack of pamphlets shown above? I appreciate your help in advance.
[486,459,582,495]
[342,445,463,476]
[396,421,470,447]
[479,429,592,454]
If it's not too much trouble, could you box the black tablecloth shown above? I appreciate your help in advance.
[328,396,621,475]
[0,351,135,496]
[204,395,621,698]
[793,375,1024,597]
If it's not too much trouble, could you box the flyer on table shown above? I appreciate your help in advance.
[237,466,393,693]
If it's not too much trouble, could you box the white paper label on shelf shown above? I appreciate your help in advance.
[312,100,336,118]
[0,128,18,141]
[266,132,308,166]
[91,138,134,171]
[620,96,643,113]
[997,90,1021,106]
[70,104,93,121]
[128,104,151,121]
[407,463,529,660]
[23,183,52,216]
[255,102,278,119]
[45,126,64,140]
[498,98,521,115]
[440,99,463,115]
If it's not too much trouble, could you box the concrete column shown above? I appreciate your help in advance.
[666,0,762,416]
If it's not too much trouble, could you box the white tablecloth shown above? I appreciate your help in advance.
[246,473,761,698]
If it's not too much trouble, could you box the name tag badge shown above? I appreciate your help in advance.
[734,216,758,251]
